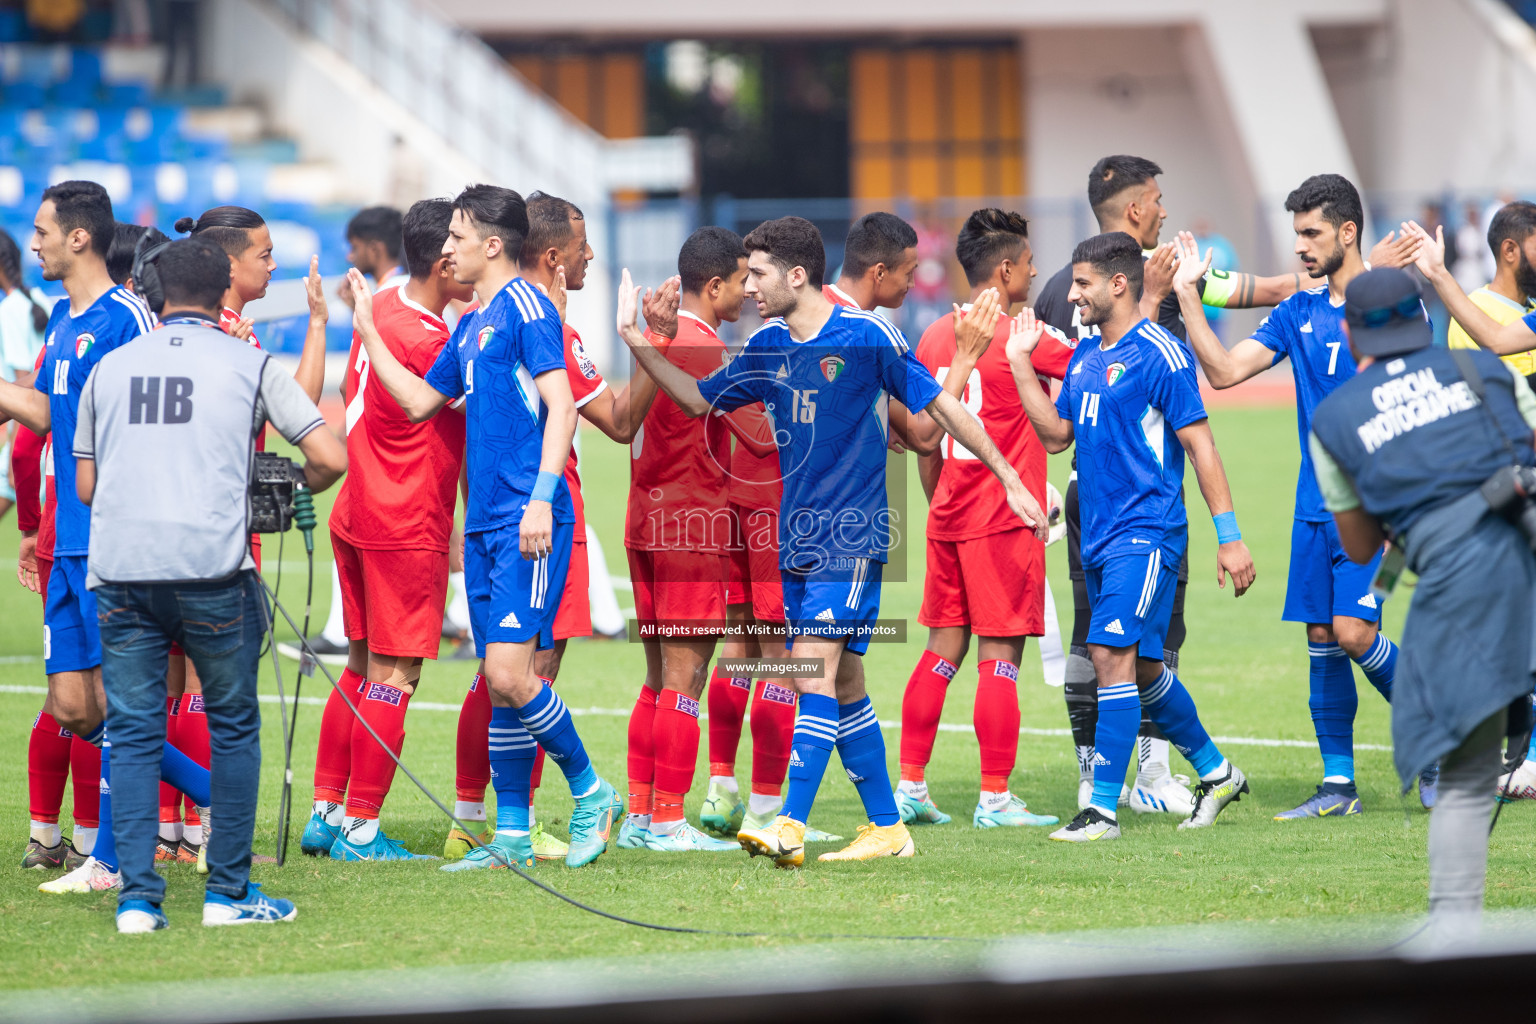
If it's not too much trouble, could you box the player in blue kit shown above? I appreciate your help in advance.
[0,181,212,894]
[616,216,1047,866]
[1171,174,1421,818]
[1010,232,1255,842]
[348,184,620,871]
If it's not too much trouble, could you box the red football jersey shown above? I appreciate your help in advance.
[914,309,1076,540]
[37,438,55,559]
[563,322,607,537]
[822,283,861,309]
[626,311,732,552]
[330,286,465,552]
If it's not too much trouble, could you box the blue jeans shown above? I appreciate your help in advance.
[96,571,266,905]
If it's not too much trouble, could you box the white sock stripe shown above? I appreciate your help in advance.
[1142,670,1174,706]
[795,720,840,741]
[1308,643,1346,657]
[837,707,879,736]
[521,694,568,733]
[1097,683,1139,702]
[1357,636,1392,670]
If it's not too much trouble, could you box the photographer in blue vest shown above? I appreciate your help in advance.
[1309,266,1536,947]
[73,237,347,933]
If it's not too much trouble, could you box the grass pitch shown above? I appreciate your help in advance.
[2,404,1534,991]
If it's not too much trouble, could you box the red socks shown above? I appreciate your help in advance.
[69,734,100,826]
[159,697,181,825]
[748,678,796,797]
[706,668,752,777]
[899,649,957,776]
[345,680,411,817]
[529,677,553,800]
[653,688,701,823]
[27,710,70,824]
[455,672,492,803]
[178,694,210,822]
[975,659,1021,790]
[627,686,658,815]
[313,667,363,805]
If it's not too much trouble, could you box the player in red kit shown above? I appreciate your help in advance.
[300,199,472,861]
[617,227,779,853]
[898,209,1074,829]
[445,192,674,861]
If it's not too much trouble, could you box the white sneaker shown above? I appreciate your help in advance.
[1129,772,1195,815]
[1179,763,1250,830]
[1049,807,1120,843]
[1497,760,1536,801]
[39,855,120,894]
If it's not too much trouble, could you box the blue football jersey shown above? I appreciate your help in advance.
[1251,285,1357,522]
[36,286,154,556]
[424,277,573,533]
[1056,319,1207,567]
[697,303,942,569]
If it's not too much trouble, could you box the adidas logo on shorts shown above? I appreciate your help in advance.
[816,608,836,623]
[1357,594,1377,610]
[499,611,521,628]
[1105,619,1125,636]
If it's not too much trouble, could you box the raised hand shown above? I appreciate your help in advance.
[616,268,646,346]
[1369,229,1418,270]
[305,255,328,324]
[642,275,681,339]
[953,287,1001,363]
[1142,242,1177,304]
[1172,230,1211,291]
[346,267,375,330]
[1005,307,1044,366]
[1400,220,1447,277]
[537,265,568,322]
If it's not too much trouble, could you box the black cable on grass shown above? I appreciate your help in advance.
[259,576,982,944]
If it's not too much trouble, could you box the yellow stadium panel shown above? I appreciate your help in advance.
[902,49,940,144]
[952,152,987,198]
[850,50,893,144]
[991,49,1024,143]
[949,50,986,143]
[907,152,942,201]
[601,54,645,138]
[853,152,896,200]
[553,55,592,127]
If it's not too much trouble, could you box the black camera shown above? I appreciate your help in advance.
[249,451,307,534]
[1480,464,1536,551]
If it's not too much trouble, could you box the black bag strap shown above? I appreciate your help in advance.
[1448,347,1522,464]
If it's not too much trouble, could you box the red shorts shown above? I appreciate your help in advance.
[724,504,784,623]
[627,547,727,629]
[554,540,591,641]
[918,528,1045,637]
[333,532,450,659]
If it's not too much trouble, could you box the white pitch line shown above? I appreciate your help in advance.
[0,684,1390,751]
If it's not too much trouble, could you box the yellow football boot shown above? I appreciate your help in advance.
[736,815,805,868]
[816,821,915,862]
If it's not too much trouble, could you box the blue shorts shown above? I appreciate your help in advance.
[1282,518,1383,625]
[465,521,573,657]
[782,557,883,656]
[1085,549,1179,660]
[45,554,101,674]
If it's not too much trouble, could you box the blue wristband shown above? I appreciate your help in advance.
[1212,511,1241,544]
[531,471,560,504]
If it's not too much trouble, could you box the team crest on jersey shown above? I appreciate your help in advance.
[1105,362,1127,386]
[571,338,598,379]
[75,332,95,358]
[819,355,846,382]
[477,325,495,350]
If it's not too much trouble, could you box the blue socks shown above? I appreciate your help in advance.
[160,743,210,808]
[1141,666,1224,778]
[784,693,837,824]
[1308,641,1357,780]
[488,707,535,833]
[1354,632,1396,702]
[516,685,597,798]
[95,743,117,871]
[836,697,900,827]
[1090,684,1140,814]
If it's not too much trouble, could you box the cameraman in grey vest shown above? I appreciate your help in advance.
[1310,267,1536,949]
[73,237,346,933]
